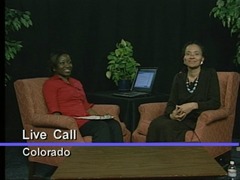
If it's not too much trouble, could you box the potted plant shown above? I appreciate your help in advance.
[210,0,240,147]
[106,39,140,91]
[5,7,33,86]
[210,0,240,65]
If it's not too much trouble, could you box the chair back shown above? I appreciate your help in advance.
[14,77,49,125]
[14,77,84,167]
[217,72,239,114]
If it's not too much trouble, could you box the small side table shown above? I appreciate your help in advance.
[87,91,169,132]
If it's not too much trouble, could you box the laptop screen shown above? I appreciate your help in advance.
[131,67,158,92]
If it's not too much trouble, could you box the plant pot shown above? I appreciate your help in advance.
[118,80,131,92]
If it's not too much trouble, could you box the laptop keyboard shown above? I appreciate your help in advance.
[113,91,149,97]
[125,92,147,95]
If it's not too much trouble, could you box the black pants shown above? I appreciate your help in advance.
[79,119,124,142]
[146,115,197,142]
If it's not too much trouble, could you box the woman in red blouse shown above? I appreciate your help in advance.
[43,50,123,142]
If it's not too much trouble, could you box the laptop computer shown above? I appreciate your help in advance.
[113,67,158,98]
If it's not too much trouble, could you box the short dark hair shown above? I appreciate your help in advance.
[180,41,205,73]
[49,49,69,73]
[181,41,205,58]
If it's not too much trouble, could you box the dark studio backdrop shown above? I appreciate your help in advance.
[5,0,239,141]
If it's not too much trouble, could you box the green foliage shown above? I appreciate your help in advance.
[5,7,33,85]
[106,39,140,85]
[210,0,240,65]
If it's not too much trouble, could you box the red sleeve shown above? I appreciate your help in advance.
[72,78,94,111]
[83,91,94,111]
[42,79,61,114]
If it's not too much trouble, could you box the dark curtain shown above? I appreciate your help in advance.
[5,0,239,141]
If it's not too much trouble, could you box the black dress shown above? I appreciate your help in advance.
[146,68,221,142]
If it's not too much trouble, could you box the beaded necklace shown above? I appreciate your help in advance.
[186,77,198,93]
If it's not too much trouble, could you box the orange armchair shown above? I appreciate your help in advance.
[132,72,240,158]
[14,77,131,168]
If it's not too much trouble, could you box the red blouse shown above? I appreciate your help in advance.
[42,75,93,128]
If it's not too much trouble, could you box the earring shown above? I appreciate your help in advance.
[200,61,203,65]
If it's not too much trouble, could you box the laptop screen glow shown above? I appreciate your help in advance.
[131,67,158,92]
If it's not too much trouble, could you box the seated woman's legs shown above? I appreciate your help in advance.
[79,120,123,142]
[146,116,189,142]
[105,119,123,142]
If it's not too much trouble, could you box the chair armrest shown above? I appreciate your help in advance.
[139,102,167,121]
[91,104,130,138]
[198,108,229,125]
[31,114,79,130]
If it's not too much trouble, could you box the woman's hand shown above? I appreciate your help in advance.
[87,108,99,116]
[170,102,198,121]
[177,102,198,115]
[170,106,186,121]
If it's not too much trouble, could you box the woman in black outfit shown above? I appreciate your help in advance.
[146,41,221,142]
